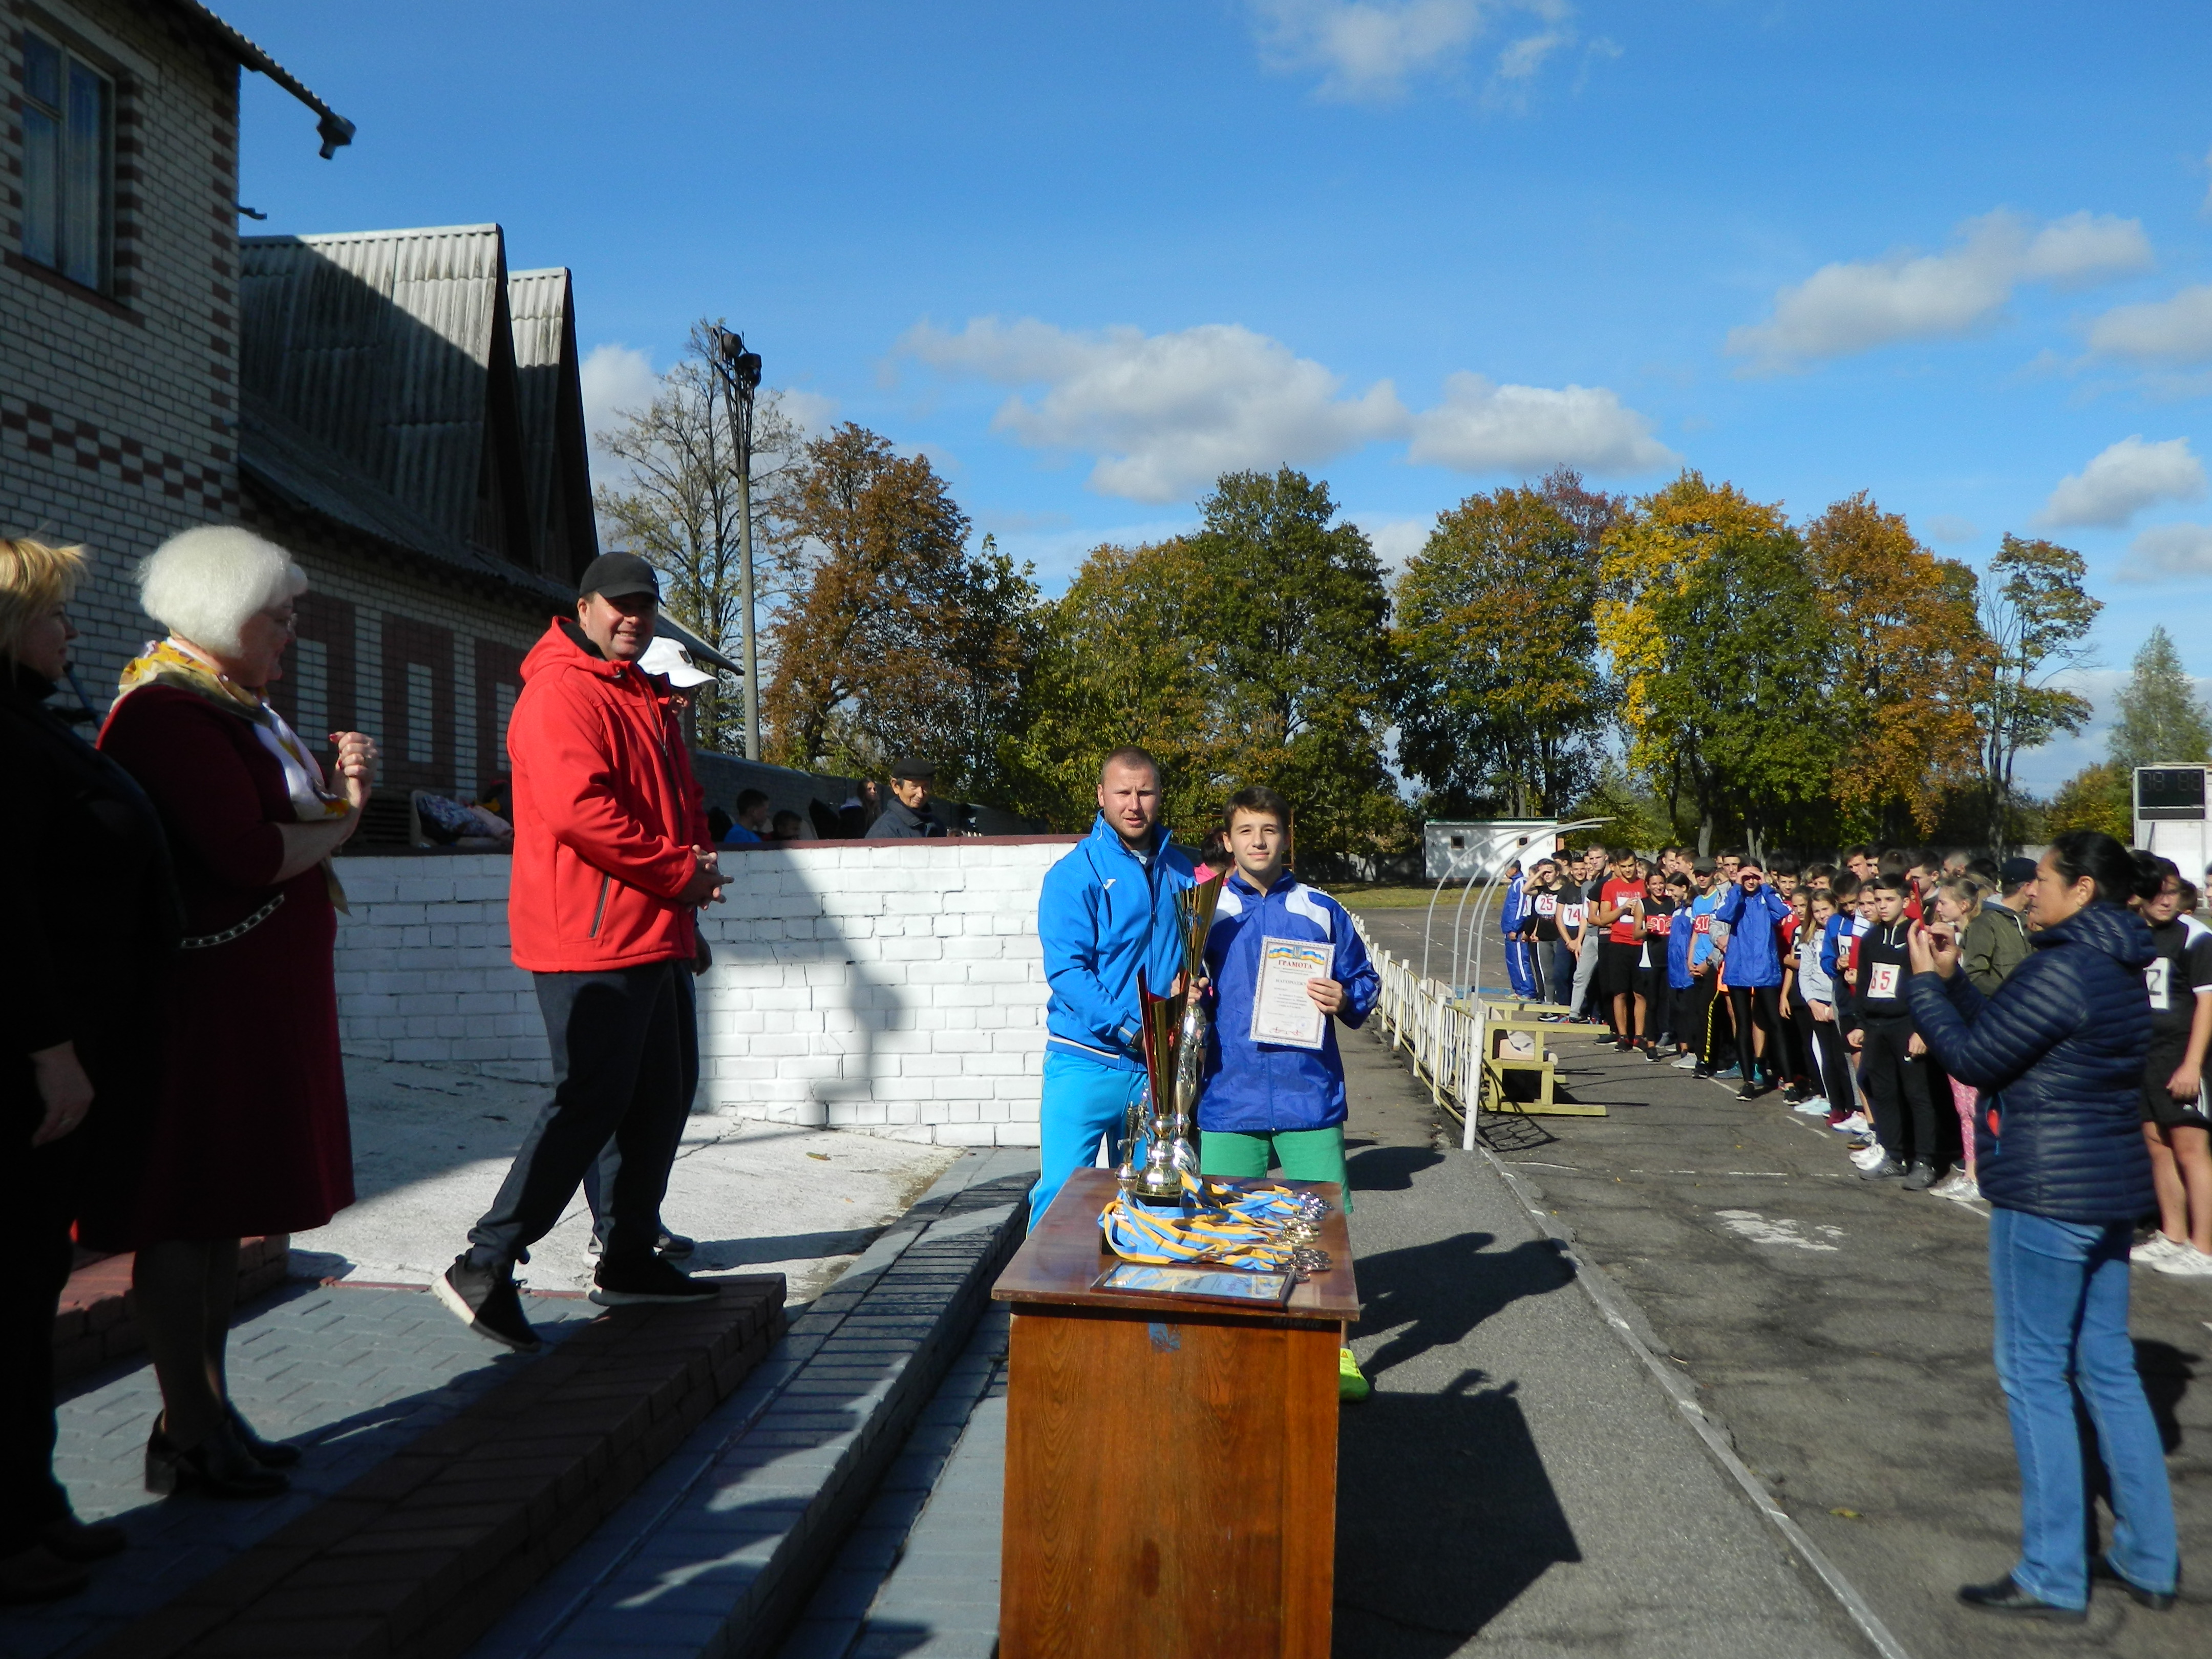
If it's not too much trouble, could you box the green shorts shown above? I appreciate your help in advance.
[1199,1125,1352,1213]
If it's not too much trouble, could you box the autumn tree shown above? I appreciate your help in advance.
[592,318,802,752]
[1005,538,1239,835]
[1597,472,1837,856]
[763,423,1039,795]
[1966,535,2100,850]
[1394,469,1617,816]
[2046,761,2133,841]
[1804,493,1991,838]
[1009,469,1403,864]
[2108,625,2211,771]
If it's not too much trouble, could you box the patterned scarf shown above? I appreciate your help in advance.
[115,639,350,908]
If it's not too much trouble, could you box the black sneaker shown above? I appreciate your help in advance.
[591,1253,718,1306]
[1859,1156,1907,1181]
[585,1229,697,1262]
[436,1254,542,1351]
[1901,1161,1937,1191]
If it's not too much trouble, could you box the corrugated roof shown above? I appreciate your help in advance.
[508,267,598,580]
[241,226,514,549]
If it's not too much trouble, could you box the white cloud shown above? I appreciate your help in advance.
[1362,516,1436,570]
[2086,284,2212,365]
[2040,436,2205,529]
[1927,514,1980,544]
[1726,210,2152,371]
[580,343,660,451]
[1248,0,1576,102]
[1408,371,1675,475]
[2122,521,2212,579]
[899,316,1672,501]
[900,316,1409,502]
[772,387,840,438]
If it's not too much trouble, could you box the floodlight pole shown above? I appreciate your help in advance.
[712,328,764,760]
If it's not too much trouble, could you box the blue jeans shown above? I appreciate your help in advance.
[1030,1047,1146,1232]
[1988,1206,2179,1606]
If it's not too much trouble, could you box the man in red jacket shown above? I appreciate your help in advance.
[438,554,727,1351]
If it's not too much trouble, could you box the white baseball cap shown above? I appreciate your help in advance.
[639,637,715,688]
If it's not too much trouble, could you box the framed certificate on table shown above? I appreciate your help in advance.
[1250,935,1332,1050]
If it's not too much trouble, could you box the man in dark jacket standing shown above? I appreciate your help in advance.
[867,757,949,837]
[437,554,726,1352]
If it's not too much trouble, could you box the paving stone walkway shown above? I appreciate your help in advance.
[1,1283,598,1659]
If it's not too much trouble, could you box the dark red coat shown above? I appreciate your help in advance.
[92,685,352,1246]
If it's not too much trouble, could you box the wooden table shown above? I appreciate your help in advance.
[993,1168,1360,1659]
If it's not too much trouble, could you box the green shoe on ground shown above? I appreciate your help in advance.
[1338,1347,1370,1402]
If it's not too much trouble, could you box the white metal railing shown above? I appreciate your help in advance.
[1353,912,1486,1144]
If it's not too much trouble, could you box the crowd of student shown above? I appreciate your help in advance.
[1501,840,2212,1273]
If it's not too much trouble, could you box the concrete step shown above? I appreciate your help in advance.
[467,1148,1037,1659]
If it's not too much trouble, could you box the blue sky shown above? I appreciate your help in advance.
[224,1,2212,792]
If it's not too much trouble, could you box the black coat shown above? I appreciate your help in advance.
[866,796,946,839]
[1,664,178,1122]
[1906,901,2155,1224]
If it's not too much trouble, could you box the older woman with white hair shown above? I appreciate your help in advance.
[91,525,377,1500]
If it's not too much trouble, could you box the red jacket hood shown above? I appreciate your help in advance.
[504,617,711,973]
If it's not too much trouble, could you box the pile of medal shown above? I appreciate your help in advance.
[1100,1169,1334,1283]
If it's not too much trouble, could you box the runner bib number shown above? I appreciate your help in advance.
[2146,958,2172,1011]
[1868,962,1901,999]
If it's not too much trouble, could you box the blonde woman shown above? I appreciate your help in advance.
[92,527,377,1499]
[1927,876,1985,1201]
[2,538,180,1600]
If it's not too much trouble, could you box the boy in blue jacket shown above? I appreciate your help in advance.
[1199,784,1380,1399]
[1031,748,1195,1229]
[1713,857,1793,1100]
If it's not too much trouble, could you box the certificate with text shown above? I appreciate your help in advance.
[1250,936,1332,1050]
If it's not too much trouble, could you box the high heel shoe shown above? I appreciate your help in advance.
[225,1404,302,1469]
[144,1419,289,1499]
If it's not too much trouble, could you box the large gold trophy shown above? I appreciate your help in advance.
[1116,870,1230,1205]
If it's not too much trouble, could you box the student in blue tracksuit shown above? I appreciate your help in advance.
[1031,747,1194,1229]
[1665,872,1698,1060]
[1198,784,1379,1399]
[1500,863,1537,1001]
[1713,857,1794,1100]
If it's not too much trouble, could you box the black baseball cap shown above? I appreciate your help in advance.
[578,552,660,602]
[890,756,937,781]
[2001,856,2039,886]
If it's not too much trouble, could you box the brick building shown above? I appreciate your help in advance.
[2,0,607,811]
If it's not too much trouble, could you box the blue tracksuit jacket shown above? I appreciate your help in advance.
[1713,883,1793,987]
[1038,816,1194,1072]
[1199,869,1380,1133]
[1667,902,1696,990]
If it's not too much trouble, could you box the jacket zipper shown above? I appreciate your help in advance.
[588,873,611,939]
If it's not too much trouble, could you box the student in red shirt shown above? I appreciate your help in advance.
[1599,849,1646,1052]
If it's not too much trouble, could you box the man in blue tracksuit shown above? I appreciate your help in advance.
[1031,747,1194,1229]
[1712,857,1794,1100]
[1500,862,1537,1001]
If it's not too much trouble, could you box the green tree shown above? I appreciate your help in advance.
[592,318,801,752]
[1181,469,1405,863]
[763,423,1039,794]
[1596,473,1838,856]
[2108,625,2212,771]
[1394,469,1617,816]
[1967,534,2100,850]
[2046,761,2133,842]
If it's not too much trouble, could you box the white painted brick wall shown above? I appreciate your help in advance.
[331,838,1080,1146]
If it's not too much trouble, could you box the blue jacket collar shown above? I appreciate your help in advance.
[1226,867,1298,899]
[1088,813,1169,864]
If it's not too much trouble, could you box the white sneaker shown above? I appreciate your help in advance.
[1670,1053,1699,1070]
[2133,1232,2188,1265]
[1927,1170,1976,1201]
[1851,1142,1889,1170]
[1831,1112,1871,1135]
[2152,1244,2212,1277]
[1792,1098,1828,1115]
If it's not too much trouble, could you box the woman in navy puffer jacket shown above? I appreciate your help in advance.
[1906,831,2179,1621]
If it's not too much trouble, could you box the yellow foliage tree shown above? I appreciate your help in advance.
[1805,493,1992,837]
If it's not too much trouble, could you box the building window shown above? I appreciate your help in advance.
[21,29,114,292]
[494,682,518,771]
[406,662,436,764]
[292,638,330,746]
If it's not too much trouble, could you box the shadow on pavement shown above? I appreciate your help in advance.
[2134,1337,2199,1455]
[688,1226,887,1269]
[1352,1231,1576,1379]
[1335,1377,1582,1656]
[1347,1144,1443,1192]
